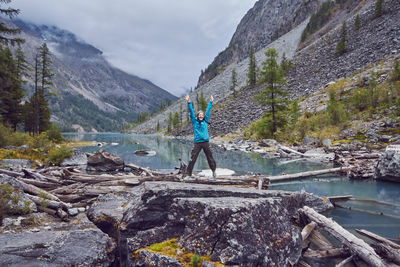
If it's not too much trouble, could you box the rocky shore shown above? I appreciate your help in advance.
[1,144,399,266]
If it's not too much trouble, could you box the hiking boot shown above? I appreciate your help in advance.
[212,170,217,179]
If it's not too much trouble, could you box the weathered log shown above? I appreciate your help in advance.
[0,168,23,177]
[69,174,138,184]
[37,205,57,216]
[56,208,69,221]
[27,194,71,211]
[17,180,62,203]
[268,167,351,182]
[297,260,312,267]
[22,168,47,180]
[302,221,317,241]
[355,229,400,250]
[303,248,350,258]
[335,203,400,220]
[17,177,58,189]
[125,163,156,177]
[335,255,354,267]
[299,206,386,267]
[309,230,333,249]
[374,243,400,265]
[328,195,353,203]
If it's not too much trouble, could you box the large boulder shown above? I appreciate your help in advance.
[88,182,332,266]
[61,148,87,166]
[86,149,124,172]
[375,149,400,182]
[0,228,116,266]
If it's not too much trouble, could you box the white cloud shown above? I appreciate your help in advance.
[12,0,257,96]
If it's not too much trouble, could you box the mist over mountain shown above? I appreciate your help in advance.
[10,19,177,132]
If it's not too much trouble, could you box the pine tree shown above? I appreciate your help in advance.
[198,91,207,111]
[336,21,347,56]
[0,46,24,130]
[167,112,172,133]
[354,14,361,31]
[255,48,288,136]
[230,68,237,96]
[156,120,160,132]
[375,0,384,18]
[0,0,24,45]
[247,46,257,87]
[280,52,292,74]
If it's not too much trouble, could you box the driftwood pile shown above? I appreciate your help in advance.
[298,205,400,267]
[0,163,270,221]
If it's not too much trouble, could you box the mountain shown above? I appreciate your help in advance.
[8,19,177,132]
[196,0,321,87]
[132,0,400,135]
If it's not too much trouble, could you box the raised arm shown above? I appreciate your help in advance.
[204,95,213,122]
[186,95,196,122]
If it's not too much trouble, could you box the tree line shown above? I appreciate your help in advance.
[0,0,53,135]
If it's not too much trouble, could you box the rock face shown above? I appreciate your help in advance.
[86,150,124,172]
[197,0,320,86]
[88,182,332,266]
[0,228,116,266]
[61,148,87,166]
[375,150,400,182]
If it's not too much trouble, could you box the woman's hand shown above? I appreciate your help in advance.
[185,95,190,102]
[210,95,214,102]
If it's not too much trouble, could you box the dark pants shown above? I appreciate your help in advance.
[187,141,216,176]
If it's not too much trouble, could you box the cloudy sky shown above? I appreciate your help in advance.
[12,0,257,96]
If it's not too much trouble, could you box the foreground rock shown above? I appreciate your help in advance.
[87,149,124,172]
[0,228,116,266]
[88,182,332,266]
[375,147,400,182]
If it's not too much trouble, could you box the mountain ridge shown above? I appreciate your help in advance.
[7,18,177,132]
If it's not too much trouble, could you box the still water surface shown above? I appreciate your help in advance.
[64,133,400,240]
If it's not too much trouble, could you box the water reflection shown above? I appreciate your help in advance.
[63,133,331,175]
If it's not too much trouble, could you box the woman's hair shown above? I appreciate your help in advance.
[197,110,204,118]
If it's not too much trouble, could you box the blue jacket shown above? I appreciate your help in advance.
[188,101,212,143]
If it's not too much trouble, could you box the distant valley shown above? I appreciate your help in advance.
[9,19,177,132]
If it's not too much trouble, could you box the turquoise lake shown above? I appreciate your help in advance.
[64,132,400,240]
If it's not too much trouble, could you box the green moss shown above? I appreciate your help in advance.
[135,238,225,267]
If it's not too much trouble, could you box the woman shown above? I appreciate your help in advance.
[184,94,216,179]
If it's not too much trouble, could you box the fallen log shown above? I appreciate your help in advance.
[303,248,350,258]
[17,180,62,202]
[335,255,354,267]
[309,230,333,249]
[17,177,58,189]
[335,203,400,220]
[22,168,47,180]
[27,194,71,211]
[0,168,23,178]
[268,167,351,182]
[301,221,317,241]
[299,206,386,267]
[328,195,353,203]
[374,243,400,265]
[355,229,400,250]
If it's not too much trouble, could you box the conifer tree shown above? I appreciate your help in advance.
[156,120,160,132]
[336,21,347,56]
[0,46,23,130]
[354,14,361,31]
[280,52,292,74]
[198,91,207,111]
[375,0,383,18]
[0,0,24,45]
[255,48,288,135]
[230,68,237,96]
[247,46,257,87]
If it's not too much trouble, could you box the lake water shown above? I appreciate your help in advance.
[64,133,400,240]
